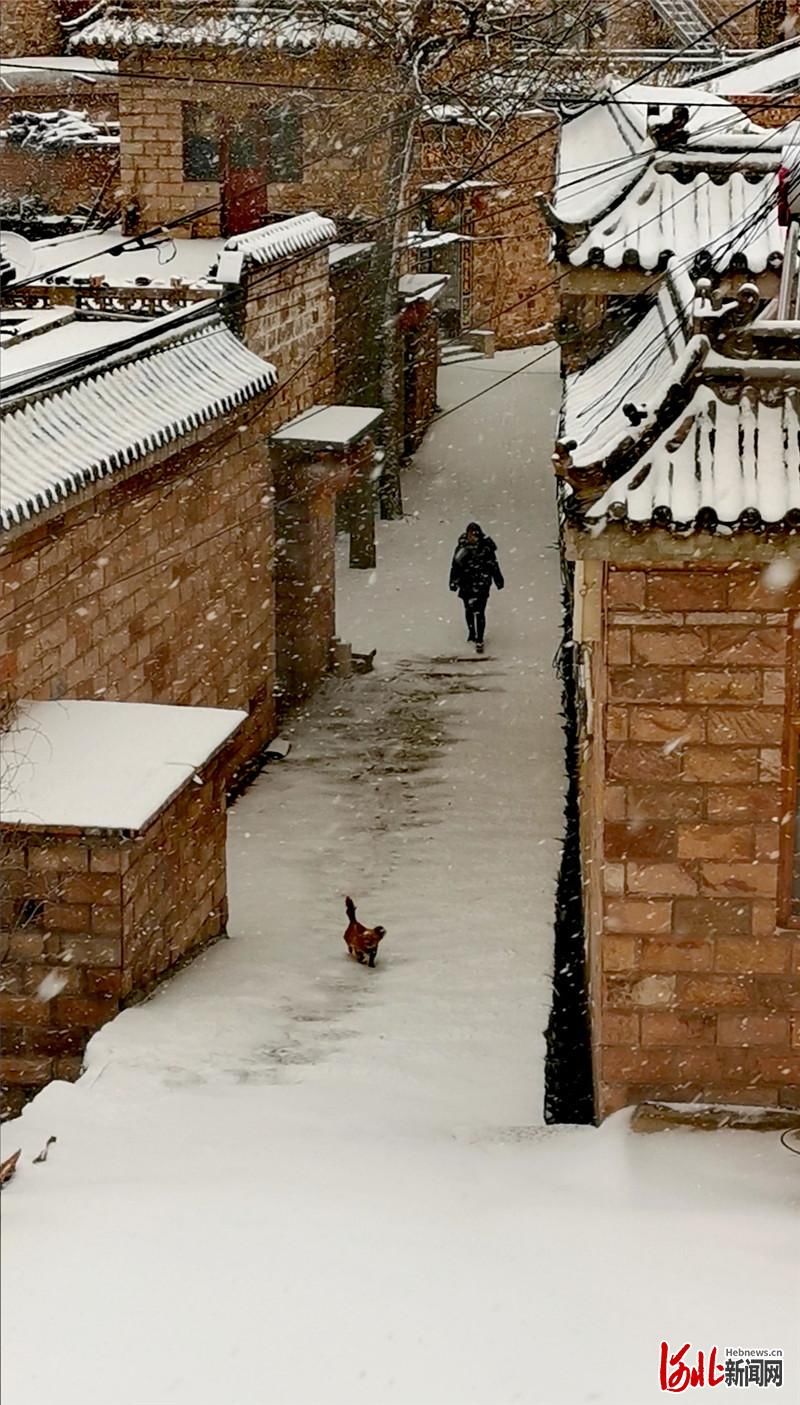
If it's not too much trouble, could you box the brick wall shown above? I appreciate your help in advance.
[0,143,118,217]
[239,251,335,419]
[416,115,557,349]
[117,49,394,236]
[331,254,375,406]
[403,309,438,454]
[0,418,278,780]
[0,758,229,1116]
[584,560,800,1117]
[0,0,62,57]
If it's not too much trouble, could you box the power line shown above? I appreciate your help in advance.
[8,0,764,309]
[2,0,623,306]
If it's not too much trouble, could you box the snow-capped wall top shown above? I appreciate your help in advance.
[73,8,364,51]
[1,699,246,832]
[3,108,120,150]
[223,213,337,268]
[0,310,277,532]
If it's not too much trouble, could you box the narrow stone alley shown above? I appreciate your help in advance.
[3,351,798,1405]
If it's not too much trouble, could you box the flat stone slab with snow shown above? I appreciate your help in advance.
[2,350,798,1405]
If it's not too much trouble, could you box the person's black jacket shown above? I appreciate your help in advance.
[449,529,504,600]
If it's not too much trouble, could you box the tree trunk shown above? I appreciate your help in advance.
[369,94,418,521]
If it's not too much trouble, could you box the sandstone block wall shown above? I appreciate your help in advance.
[0,758,229,1116]
[0,420,277,779]
[0,144,118,216]
[240,251,335,419]
[586,561,800,1117]
[416,115,558,349]
[117,50,394,236]
[0,0,62,57]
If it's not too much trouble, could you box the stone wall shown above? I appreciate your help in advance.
[0,142,118,217]
[117,49,394,236]
[239,250,335,419]
[0,418,278,781]
[0,757,229,1116]
[416,115,558,349]
[580,557,800,1118]
[0,0,62,57]
[330,253,375,406]
[0,245,341,767]
[403,308,439,455]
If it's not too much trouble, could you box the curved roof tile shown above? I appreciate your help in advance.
[1,313,277,530]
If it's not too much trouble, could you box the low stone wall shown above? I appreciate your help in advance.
[0,756,230,1117]
[0,0,61,57]
[0,142,118,217]
[0,419,278,783]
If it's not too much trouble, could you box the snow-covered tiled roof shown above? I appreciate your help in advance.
[561,263,694,467]
[223,213,337,268]
[551,84,783,227]
[1,700,246,831]
[702,37,800,96]
[586,377,800,531]
[0,311,277,530]
[72,9,363,52]
[567,166,783,275]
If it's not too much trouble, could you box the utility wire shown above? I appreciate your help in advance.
[8,0,764,294]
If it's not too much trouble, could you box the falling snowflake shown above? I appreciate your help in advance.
[35,971,68,1003]
[762,558,799,593]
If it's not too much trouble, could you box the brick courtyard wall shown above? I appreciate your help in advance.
[0,142,118,217]
[402,307,438,453]
[0,0,62,57]
[330,254,375,406]
[116,48,394,236]
[239,249,335,419]
[0,757,230,1116]
[576,554,800,1118]
[0,418,277,781]
[416,115,558,349]
[273,440,371,705]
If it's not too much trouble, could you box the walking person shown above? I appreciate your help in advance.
[449,521,504,654]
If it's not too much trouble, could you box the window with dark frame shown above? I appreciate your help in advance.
[267,108,303,183]
[182,103,219,181]
[226,106,303,183]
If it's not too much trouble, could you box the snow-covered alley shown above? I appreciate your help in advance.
[3,349,799,1405]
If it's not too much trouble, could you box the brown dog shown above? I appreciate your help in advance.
[343,897,386,968]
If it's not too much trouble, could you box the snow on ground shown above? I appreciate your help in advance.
[2,349,799,1405]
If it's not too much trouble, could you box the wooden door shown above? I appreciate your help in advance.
[222,107,269,236]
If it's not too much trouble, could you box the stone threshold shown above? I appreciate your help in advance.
[631,1102,800,1134]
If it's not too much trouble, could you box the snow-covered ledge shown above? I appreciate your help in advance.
[0,700,245,1117]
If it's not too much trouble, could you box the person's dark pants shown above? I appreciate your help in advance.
[462,591,489,644]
